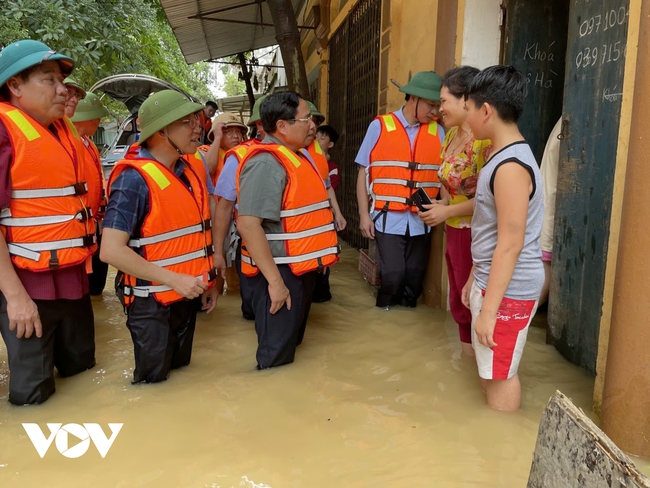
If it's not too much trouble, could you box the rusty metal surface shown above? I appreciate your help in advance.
[327,0,381,249]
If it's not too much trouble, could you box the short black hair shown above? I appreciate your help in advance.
[205,101,217,109]
[260,91,302,134]
[316,125,339,144]
[442,65,480,98]
[466,65,527,123]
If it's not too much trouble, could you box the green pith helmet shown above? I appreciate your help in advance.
[0,39,74,87]
[70,93,109,122]
[64,77,87,99]
[138,90,204,144]
[399,71,442,102]
[247,95,267,126]
[306,100,325,122]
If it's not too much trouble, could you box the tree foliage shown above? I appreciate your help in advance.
[222,72,246,97]
[0,0,215,101]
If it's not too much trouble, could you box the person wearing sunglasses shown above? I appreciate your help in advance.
[101,90,219,385]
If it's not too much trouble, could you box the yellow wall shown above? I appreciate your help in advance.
[380,0,440,113]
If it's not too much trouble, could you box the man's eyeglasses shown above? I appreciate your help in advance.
[180,114,200,128]
[223,127,244,137]
[66,88,83,100]
[286,115,313,124]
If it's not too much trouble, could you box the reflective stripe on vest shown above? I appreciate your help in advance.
[265,222,337,241]
[0,209,93,227]
[7,235,96,262]
[11,183,88,199]
[127,221,210,248]
[279,200,331,218]
[242,246,340,267]
[123,270,217,298]
[369,160,440,171]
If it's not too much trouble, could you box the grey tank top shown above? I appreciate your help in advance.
[471,141,544,300]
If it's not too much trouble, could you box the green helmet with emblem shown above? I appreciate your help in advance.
[138,90,204,144]
[247,95,268,126]
[399,71,442,101]
[70,92,109,122]
[64,77,86,99]
[306,100,325,125]
[0,39,74,87]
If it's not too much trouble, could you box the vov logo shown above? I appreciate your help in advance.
[22,423,123,458]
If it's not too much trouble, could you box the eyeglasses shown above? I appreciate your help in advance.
[286,115,313,124]
[180,114,200,128]
[66,88,83,100]
[223,127,244,137]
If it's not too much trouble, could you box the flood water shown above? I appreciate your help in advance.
[0,246,647,487]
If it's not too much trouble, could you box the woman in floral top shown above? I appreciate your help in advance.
[419,66,492,356]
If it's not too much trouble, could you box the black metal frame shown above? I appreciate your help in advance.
[328,0,382,249]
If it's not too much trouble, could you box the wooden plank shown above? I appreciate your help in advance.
[548,0,630,373]
[593,0,642,414]
[528,391,650,488]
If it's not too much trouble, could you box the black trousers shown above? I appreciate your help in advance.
[89,235,109,296]
[244,265,316,369]
[375,229,430,308]
[126,296,200,384]
[235,240,255,320]
[312,267,332,303]
[0,294,95,405]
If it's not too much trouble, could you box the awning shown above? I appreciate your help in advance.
[217,93,264,116]
[159,0,310,64]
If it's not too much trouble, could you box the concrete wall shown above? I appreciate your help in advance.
[460,0,502,68]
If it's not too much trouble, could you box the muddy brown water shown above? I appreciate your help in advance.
[0,246,648,487]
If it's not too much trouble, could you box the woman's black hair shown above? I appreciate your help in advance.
[442,65,480,99]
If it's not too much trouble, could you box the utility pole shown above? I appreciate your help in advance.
[237,52,257,116]
[266,0,310,97]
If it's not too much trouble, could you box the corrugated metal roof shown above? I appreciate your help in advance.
[160,0,308,64]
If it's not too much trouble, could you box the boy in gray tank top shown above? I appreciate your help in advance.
[460,65,544,412]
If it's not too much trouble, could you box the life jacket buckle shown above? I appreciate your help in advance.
[206,245,215,257]
[406,180,418,189]
[203,219,212,231]
[49,250,59,269]
[408,162,418,170]
[73,182,88,196]
[82,234,96,247]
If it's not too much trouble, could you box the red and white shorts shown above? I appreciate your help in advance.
[469,281,538,380]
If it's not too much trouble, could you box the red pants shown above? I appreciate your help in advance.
[445,225,473,343]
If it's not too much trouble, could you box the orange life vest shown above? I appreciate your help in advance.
[198,145,226,187]
[235,143,339,277]
[367,113,442,213]
[80,135,107,233]
[183,150,210,190]
[304,140,329,182]
[0,103,95,271]
[107,147,215,306]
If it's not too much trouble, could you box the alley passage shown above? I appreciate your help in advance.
[0,246,643,487]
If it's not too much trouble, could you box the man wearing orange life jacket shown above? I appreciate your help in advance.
[0,40,97,405]
[236,92,339,369]
[200,112,248,188]
[198,100,217,145]
[70,92,111,296]
[212,97,266,321]
[356,71,445,309]
[101,90,219,384]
